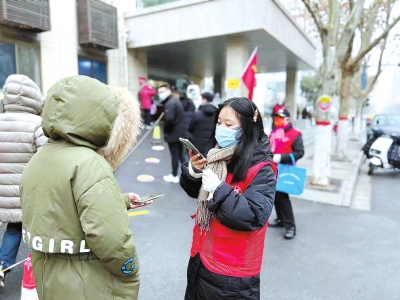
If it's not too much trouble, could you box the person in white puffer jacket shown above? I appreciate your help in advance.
[0,74,47,288]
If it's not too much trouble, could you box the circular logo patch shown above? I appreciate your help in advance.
[151,145,165,151]
[145,158,160,164]
[137,175,155,182]
[317,95,332,111]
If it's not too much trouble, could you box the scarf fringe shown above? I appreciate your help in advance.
[196,145,236,230]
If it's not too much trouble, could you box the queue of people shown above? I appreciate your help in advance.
[0,74,304,300]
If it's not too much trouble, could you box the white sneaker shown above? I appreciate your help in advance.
[163,174,179,183]
[0,269,4,289]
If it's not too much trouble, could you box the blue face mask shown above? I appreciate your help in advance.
[158,92,168,102]
[215,126,241,148]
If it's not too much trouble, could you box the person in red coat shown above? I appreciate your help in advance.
[138,82,156,128]
[269,108,304,239]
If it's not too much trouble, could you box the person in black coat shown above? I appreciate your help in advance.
[180,93,196,139]
[188,92,218,156]
[180,98,277,300]
[157,84,186,184]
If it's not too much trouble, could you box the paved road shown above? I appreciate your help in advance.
[1,133,399,299]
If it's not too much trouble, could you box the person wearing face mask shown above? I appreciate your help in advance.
[157,84,186,183]
[180,98,277,300]
[268,108,304,239]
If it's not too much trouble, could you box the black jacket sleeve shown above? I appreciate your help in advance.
[180,163,202,199]
[188,111,200,134]
[207,164,276,231]
[280,134,305,164]
[163,101,176,130]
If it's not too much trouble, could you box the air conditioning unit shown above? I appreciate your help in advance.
[0,0,51,32]
[77,0,119,50]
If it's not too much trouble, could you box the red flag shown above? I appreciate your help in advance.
[241,47,258,100]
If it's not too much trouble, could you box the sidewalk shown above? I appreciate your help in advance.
[294,136,371,210]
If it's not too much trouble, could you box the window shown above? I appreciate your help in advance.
[137,0,181,8]
[78,58,107,84]
[0,44,16,88]
[0,43,40,89]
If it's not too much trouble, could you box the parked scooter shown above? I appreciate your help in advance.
[367,132,400,175]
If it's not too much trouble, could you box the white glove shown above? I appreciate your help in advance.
[202,169,222,193]
[273,154,281,163]
[188,161,203,179]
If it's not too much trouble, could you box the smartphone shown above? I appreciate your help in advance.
[132,193,164,205]
[179,138,206,160]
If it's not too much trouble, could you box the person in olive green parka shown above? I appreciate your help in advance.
[20,76,147,300]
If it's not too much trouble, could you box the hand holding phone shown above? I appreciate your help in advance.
[131,193,164,205]
[189,149,207,170]
[179,138,206,160]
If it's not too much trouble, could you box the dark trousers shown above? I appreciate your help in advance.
[0,222,22,269]
[142,109,151,125]
[168,142,186,176]
[274,192,296,229]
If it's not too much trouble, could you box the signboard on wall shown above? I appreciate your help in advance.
[225,78,241,98]
[226,78,240,90]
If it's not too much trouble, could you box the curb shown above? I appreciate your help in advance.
[342,151,364,206]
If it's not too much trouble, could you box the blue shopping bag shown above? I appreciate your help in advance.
[276,154,306,195]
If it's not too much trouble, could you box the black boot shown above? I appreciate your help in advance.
[285,227,296,239]
[269,219,283,227]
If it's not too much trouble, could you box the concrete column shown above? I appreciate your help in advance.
[40,0,78,93]
[225,37,249,98]
[126,49,148,95]
[285,69,297,119]
[213,74,222,95]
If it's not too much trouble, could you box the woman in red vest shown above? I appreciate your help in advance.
[268,108,304,239]
[180,98,277,300]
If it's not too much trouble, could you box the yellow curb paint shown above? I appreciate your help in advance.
[127,210,149,217]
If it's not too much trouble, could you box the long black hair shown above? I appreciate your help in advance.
[215,97,268,182]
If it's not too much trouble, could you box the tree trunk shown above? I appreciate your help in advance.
[335,71,352,160]
[312,46,337,186]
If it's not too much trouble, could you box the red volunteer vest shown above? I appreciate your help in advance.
[270,126,300,155]
[190,161,275,277]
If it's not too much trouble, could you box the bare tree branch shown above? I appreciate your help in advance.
[342,32,355,69]
[362,39,386,97]
[350,14,400,68]
[336,0,366,61]
[349,0,354,11]
[301,0,325,42]
[329,0,341,44]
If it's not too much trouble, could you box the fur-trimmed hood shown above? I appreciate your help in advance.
[42,76,141,168]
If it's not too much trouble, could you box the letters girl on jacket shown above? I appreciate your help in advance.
[180,98,277,300]
[0,75,47,288]
[20,76,149,300]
